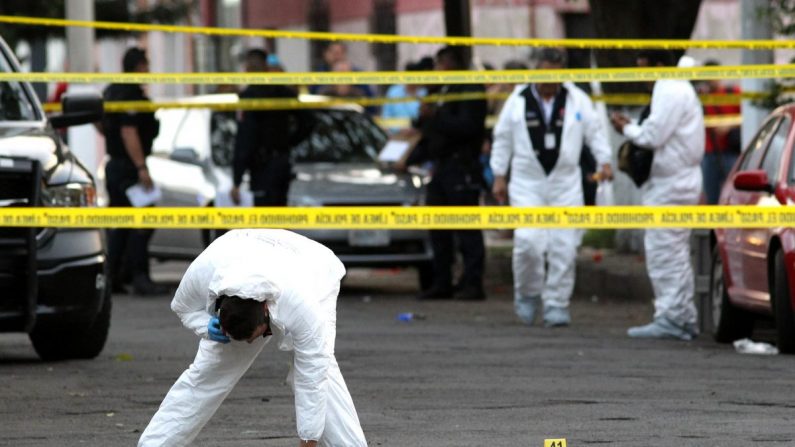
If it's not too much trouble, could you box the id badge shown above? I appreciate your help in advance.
[544,132,556,150]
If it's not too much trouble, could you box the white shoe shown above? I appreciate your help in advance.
[627,317,697,341]
[543,306,571,328]
[515,295,541,326]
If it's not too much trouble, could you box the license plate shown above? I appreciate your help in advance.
[348,230,390,247]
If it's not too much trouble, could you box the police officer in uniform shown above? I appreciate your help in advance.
[102,47,163,296]
[403,46,488,301]
[231,49,308,207]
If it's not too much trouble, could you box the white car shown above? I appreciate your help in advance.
[146,94,435,288]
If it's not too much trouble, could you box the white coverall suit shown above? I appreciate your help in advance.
[491,83,612,318]
[138,229,367,447]
[622,79,704,329]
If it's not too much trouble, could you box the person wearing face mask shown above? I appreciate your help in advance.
[490,48,613,327]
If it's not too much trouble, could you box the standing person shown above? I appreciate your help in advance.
[381,61,428,134]
[490,48,613,327]
[310,42,374,100]
[402,46,488,301]
[610,50,704,340]
[232,49,306,207]
[138,229,367,447]
[102,47,163,296]
[698,60,742,204]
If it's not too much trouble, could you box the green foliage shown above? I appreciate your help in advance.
[756,1,795,110]
[581,229,616,250]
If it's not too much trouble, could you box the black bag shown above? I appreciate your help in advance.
[617,105,653,188]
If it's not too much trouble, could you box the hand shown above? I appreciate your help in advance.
[609,112,630,134]
[596,163,614,182]
[138,167,154,190]
[299,440,318,447]
[208,316,230,344]
[419,102,435,118]
[492,176,508,204]
[230,186,241,206]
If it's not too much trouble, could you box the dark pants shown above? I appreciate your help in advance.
[251,153,292,206]
[701,151,739,205]
[426,161,485,291]
[105,158,154,286]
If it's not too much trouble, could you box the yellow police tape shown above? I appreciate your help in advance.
[376,114,740,130]
[41,91,770,114]
[0,206,791,230]
[4,64,795,86]
[3,15,795,51]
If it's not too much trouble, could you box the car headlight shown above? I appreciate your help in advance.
[44,183,97,207]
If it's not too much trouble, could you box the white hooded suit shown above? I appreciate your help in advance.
[622,79,704,328]
[490,83,612,313]
[138,229,367,447]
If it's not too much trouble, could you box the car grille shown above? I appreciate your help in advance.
[0,157,41,329]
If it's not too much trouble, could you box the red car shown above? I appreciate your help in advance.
[710,104,795,353]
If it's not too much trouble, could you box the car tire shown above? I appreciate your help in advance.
[772,250,795,354]
[30,274,112,361]
[417,262,434,291]
[710,248,754,343]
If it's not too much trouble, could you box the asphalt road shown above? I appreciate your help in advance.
[1,262,794,447]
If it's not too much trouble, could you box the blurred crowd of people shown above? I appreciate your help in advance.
[101,41,740,341]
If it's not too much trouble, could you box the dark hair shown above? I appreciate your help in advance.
[536,48,567,67]
[218,295,267,341]
[122,47,147,73]
[415,56,435,71]
[244,48,269,63]
[436,46,467,69]
[503,59,529,70]
[703,59,721,67]
[637,50,676,67]
[325,41,347,52]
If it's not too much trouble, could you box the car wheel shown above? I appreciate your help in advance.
[772,250,795,354]
[710,247,754,343]
[30,273,112,361]
[417,262,434,291]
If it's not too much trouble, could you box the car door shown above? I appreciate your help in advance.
[148,108,216,258]
[742,116,793,300]
[723,116,781,302]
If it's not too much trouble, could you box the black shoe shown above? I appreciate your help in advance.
[417,286,454,301]
[111,282,128,295]
[455,286,486,301]
[132,277,169,296]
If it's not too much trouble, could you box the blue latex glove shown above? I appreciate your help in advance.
[208,316,230,344]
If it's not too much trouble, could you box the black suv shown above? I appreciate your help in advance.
[0,37,109,360]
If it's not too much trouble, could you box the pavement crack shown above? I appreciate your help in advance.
[720,400,795,409]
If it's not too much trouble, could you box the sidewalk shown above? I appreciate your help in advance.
[484,233,653,302]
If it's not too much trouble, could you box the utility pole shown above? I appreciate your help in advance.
[443,0,472,66]
[65,0,100,177]
[740,0,773,148]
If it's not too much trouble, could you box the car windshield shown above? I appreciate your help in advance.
[210,109,385,167]
[291,110,384,163]
[0,50,38,122]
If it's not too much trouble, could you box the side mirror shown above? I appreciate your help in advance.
[170,147,203,166]
[49,93,104,128]
[733,170,773,193]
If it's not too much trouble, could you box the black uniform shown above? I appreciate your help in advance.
[408,83,488,296]
[233,85,309,206]
[102,83,159,288]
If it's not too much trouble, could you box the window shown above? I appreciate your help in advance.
[760,116,791,184]
[738,117,780,171]
[291,110,385,164]
[0,51,37,122]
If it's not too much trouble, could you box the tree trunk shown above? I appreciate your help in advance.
[589,0,703,92]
